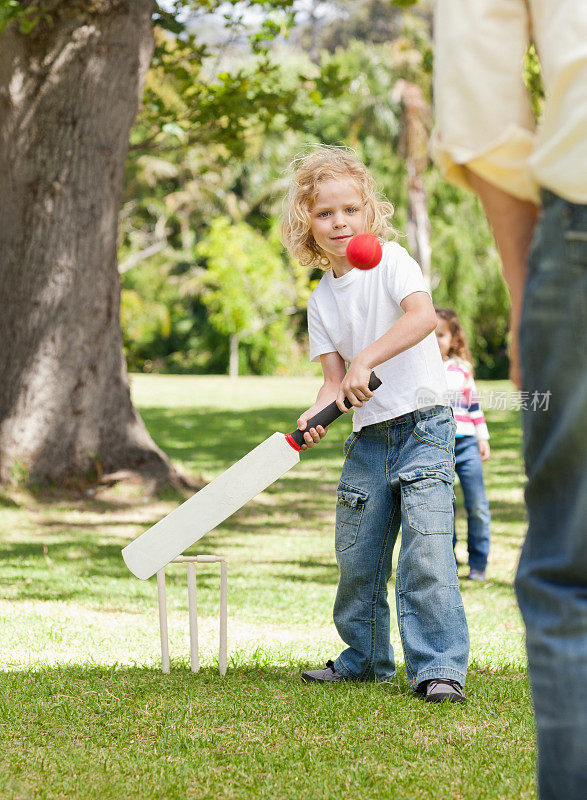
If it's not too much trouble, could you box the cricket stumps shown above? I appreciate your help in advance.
[156,555,228,675]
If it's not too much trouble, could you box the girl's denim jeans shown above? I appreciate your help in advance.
[332,405,470,687]
[453,435,491,571]
[516,190,587,800]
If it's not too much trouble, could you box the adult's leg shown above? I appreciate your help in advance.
[455,436,491,572]
[515,191,587,800]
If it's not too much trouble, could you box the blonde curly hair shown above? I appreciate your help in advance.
[281,145,397,269]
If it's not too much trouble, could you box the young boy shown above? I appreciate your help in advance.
[281,146,469,703]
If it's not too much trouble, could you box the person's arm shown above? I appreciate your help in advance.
[336,291,437,412]
[432,0,539,389]
[464,170,539,389]
[296,351,347,450]
[478,440,491,462]
[432,0,538,204]
[466,367,491,462]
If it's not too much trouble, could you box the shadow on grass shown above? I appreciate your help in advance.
[140,405,352,473]
[0,658,529,698]
[2,402,528,605]
[1,492,528,603]
[0,534,227,603]
[267,559,340,585]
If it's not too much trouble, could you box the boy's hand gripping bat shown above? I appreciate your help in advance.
[121,373,382,579]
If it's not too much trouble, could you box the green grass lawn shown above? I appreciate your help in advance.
[0,375,535,800]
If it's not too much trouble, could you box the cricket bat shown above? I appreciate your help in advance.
[122,372,382,579]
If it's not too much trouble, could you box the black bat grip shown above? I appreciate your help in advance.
[288,372,382,448]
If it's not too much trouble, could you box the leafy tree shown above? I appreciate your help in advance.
[119,20,512,381]
[0,0,318,487]
[294,0,432,56]
[116,36,342,377]
[195,218,299,377]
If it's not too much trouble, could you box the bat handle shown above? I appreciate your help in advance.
[286,372,382,450]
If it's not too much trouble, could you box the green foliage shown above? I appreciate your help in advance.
[135,3,345,160]
[120,256,229,374]
[305,0,403,50]
[524,43,545,121]
[153,0,295,31]
[119,2,512,378]
[135,32,317,159]
[120,217,310,376]
[194,218,300,372]
[0,0,49,34]
[196,218,290,336]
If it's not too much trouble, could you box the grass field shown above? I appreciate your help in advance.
[0,375,535,800]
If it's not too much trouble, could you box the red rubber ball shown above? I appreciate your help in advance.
[346,233,383,270]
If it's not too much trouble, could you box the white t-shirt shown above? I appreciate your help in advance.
[307,241,448,431]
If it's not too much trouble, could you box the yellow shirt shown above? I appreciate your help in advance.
[431,0,587,205]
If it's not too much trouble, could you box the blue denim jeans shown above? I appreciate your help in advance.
[453,435,491,572]
[515,190,587,800]
[332,405,469,687]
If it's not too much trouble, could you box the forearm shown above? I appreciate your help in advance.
[308,379,341,413]
[465,170,539,388]
[464,169,539,320]
[299,351,347,425]
[357,306,437,370]
[337,300,436,410]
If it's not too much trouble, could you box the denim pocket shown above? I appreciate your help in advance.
[335,483,368,551]
[399,466,453,535]
[343,432,360,460]
[412,413,456,456]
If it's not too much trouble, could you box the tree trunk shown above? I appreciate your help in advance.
[0,0,180,487]
[393,80,432,289]
[229,334,239,379]
[406,159,432,290]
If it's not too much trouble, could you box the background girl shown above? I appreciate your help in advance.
[435,308,491,581]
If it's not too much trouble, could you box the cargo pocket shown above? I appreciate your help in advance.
[335,483,368,551]
[399,466,453,535]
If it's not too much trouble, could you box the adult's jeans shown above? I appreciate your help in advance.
[332,405,469,687]
[453,435,491,572]
[515,190,587,800]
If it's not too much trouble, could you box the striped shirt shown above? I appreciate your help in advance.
[444,358,489,440]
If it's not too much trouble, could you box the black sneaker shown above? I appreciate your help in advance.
[301,660,347,683]
[422,678,466,704]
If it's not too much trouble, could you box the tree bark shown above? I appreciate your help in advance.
[0,0,180,487]
[393,80,432,289]
[406,159,432,290]
[229,334,239,379]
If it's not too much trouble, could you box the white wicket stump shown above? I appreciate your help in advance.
[156,555,228,675]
